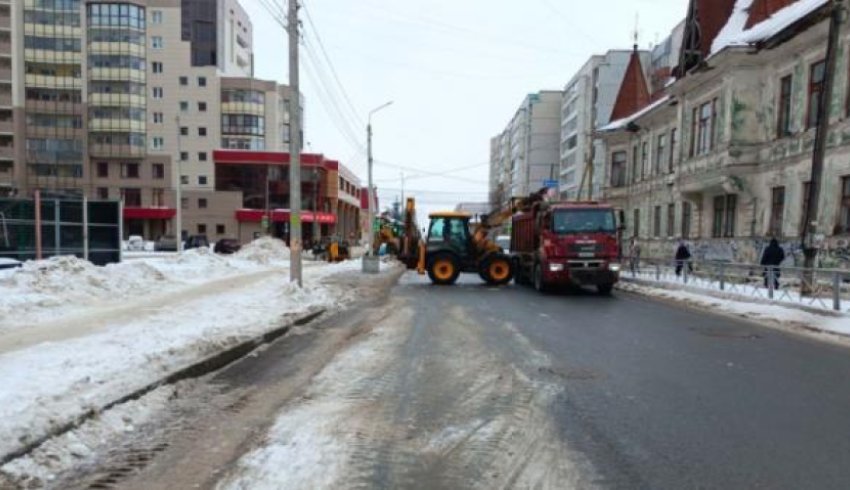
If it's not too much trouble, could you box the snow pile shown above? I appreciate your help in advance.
[712,0,829,55]
[235,237,291,265]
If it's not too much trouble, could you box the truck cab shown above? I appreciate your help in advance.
[512,202,621,294]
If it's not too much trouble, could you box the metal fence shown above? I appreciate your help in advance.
[622,257,850,313]
[0,198,122,266]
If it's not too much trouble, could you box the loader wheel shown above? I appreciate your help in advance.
[482,255,514,286]
[428,254,460,285]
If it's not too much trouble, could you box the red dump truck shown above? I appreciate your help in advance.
[511,201,622,294]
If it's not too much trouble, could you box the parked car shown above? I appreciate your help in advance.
[0,257,22,270]
[154,235,178,252]
[126,235,145,251]
[214,238,241,255]
[185,234,209,250]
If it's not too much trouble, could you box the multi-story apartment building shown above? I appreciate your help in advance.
[0,0,13,196]
[599,0,850,268]
[6,0,321,243]
[559,50,649,200]
[489,91,561,208]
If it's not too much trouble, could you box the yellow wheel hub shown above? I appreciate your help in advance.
[433,260,455,280]
[489,260,510,281]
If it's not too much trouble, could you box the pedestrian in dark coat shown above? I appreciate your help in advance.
[760,238,785,289]
[675,240,692,276]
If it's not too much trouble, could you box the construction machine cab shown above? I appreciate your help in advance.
[422,211,513,286]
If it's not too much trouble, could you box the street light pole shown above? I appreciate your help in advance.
[175,115,183,252]
[365,100,393,263]
[288,0,303,286]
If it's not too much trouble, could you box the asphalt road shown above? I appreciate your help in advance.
[407,275,850,489]
[33,270,850,489]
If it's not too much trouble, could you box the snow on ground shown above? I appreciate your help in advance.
[0,237,289,329]
[619,281,850,337]
[0,238,380,464]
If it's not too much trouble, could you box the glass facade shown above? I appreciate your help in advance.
[86,3,147,158]
[24,0,85,187]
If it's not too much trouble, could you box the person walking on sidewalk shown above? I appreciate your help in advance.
[760,238,785,289]
[675,240,692,277]
[629,237,641,274]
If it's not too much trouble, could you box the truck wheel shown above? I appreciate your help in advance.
[481,255,514,286]
[534,263,549,293]
[428,254,460,285]
[597,283,614,296]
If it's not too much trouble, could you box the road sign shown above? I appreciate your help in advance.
[543,179,558,189]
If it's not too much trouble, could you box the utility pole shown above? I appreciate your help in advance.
[802,0,843,293]
[175,115,183,251]
[400,171,405,207]
[364,101,393,268]
[312,168,319,243]
[288,0,303,286]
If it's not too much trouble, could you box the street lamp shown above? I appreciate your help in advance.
[364,100,393,272]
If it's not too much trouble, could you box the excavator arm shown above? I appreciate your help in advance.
[471,188,549,256]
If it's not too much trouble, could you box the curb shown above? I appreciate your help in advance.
[0,308,325,467]
[618,279,850,341]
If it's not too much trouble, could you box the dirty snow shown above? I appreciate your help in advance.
[0,238,291,328]
[0,238,375,465]
[619,281,850,337]
[598,95,671,131]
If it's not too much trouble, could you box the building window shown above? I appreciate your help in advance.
[770,187,785,237]
[633,208,641,238]
[198,76,207,87]
[180,126,188,136]
[653,206,661,238]
[681,201,691,239]
[198,175,208,185]
[631,144,639,183]
[778,75,793,137]
[610,151,626,188]
[181,197,188,210]
[713,194,738,238]
[696,100,715,155]
[179,76,188,86]
[152,188,164,207]
[152,61,163,73]
[667,203,675,238]
[668,128,677,172]
[121,188,142,207]
[655,134,666,175]
[152,163,165,179]
[198,152,207,161]
[640,141,648,180]
[97,187,109,199]
[97,161,108,178]
[198,198,208,208]
[198,101,207,112]
[198,224,207,234]
[839,176,850,234]
[152,36,163,49]
[180,175,189,185]
[808,60,826,129]
[799,181,812,236]
[152,87,164,99]
[180,101,188,112]
[180,151,189,161]
[152,10,163,24]
[198,127,207,137]
[152,137,164,150]
[216,224,225,235]
[121,162,140,179]
[153,112,163,124]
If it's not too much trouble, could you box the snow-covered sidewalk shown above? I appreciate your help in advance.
[619,281,850,339]
[0,238,378,464]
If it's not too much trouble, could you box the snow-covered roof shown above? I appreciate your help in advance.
[711,0,829,55]
[598,95,671,132]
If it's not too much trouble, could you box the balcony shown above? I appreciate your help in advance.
[221,101,264,116]
[25,74,82,89]
[88,118,145,133]
[88,93,145,108]
[0,67,9,82]
[0,93,12,106]
[89,67,145,83]
[0,120,12,133]
[25,49,81,64]
[0,146,14,160]
[0,42,10,55]
[0,15,9,31]
[88,143,145,158]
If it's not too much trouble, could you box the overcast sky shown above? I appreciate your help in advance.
[243,0,687,217]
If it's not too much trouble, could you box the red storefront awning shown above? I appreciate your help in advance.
[235,209,337,224]
[123,208,177,220]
